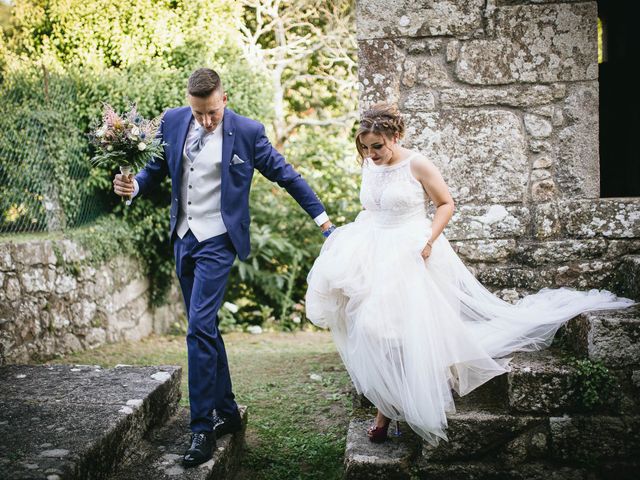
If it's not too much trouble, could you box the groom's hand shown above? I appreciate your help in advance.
[321,220,336,238]
[113,173,135,198]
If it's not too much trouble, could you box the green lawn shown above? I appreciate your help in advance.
[49,331,353,480]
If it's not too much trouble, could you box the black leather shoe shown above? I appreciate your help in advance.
[182,431,216,468]
[213,412,242,438]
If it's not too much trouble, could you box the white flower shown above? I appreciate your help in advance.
[107,145,114,151]
[137,142,147,151]
[223,302,239,313]
[292,315,301,324]
[131,126,140,136]
[96,127,106,137]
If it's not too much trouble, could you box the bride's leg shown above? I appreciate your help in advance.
[375,409,391,429]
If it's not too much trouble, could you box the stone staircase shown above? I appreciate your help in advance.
[0,364,247,480]
[344,255,640,480]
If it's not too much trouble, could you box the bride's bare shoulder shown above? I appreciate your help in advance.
[409,152,441,180]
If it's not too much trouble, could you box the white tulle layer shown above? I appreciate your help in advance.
[305,210,635,445]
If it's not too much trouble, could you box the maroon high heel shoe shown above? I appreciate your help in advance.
[367,420,401,443]
[367,422,389,443]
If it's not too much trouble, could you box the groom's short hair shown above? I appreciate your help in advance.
[188,68,223,98]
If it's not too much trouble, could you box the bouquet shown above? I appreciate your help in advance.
[89,103,165,204]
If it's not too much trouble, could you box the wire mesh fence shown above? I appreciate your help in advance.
[0,67,107,234]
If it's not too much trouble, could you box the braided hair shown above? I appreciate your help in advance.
[356,103,405,163]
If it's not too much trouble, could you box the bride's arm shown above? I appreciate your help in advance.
[410,156,455,258]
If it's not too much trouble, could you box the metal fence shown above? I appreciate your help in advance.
[0,68,107,234]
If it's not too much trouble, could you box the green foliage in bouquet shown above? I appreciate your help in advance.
[89,103,165,171]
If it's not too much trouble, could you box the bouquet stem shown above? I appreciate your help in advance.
[120,165,133,206]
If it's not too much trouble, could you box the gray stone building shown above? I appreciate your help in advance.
[357,0,639,297]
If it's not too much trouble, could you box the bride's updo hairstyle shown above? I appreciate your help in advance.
[356,103,405,163]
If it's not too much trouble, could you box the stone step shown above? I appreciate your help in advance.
[354,347,631,416]
[562,303,640,368]
[0,364,181,480]
[615,255,640,301]
[422,411,640,478]
[344,406,640,479]
[110,406,247,480]
[343,415,421,480]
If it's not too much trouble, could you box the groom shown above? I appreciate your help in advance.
[113,68,334,467]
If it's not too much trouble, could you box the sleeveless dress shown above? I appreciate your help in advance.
[305,153,635,445]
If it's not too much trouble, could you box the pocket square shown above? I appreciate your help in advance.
[231,154,246,165]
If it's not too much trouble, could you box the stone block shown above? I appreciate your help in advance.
[560,199,640,239]
[440,84,561,108]
[451,239,516,263]
[83,328,107,349]
[532,202,562,239]
[615,255,640,301]
[10,240,58,267]
[57,238,87,263]
[0,244,13,271]
[358,39,405,108]
[401,91,436,112]
[514,239,608,267]
[549,415,640,463]
[0,364,182,480]
[523,114,552,138]
[446,205,530,241]
[110,277,149,313]
[356,0,484,40]
[406,109,528,204]
[344,416,421,480]
[407,39,444,56]
[475,264,557,290]
[507,351,579,414]
[410,56,453,89]
[556,83,600,198]
[19,266,56,293]
[419,461,587,480]
[422,407,545,461]
[531,179,556,203]
[554,260,616,290]
[456,3,597,85]
[54,271,77,295]
[565,305,640,368]
[3,275,21,302]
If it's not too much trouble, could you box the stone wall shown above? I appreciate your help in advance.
[357,0,640,295]
[0,237,184,365]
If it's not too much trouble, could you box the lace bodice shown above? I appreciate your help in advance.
[359,154,429,224]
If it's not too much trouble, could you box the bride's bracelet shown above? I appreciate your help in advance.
[322,224,337,238]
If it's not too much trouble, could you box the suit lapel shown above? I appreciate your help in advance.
[173,108,192,177]
[221,108,236,178]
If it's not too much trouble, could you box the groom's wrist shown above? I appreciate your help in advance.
[322,224,336,238]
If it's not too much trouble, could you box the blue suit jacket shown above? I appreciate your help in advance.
[135,107,326,260]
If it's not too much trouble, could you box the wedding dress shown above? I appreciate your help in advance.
[305,153,634,445]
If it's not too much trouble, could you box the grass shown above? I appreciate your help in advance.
[48,331,353,480]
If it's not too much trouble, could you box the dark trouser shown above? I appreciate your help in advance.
[174,230,238,433]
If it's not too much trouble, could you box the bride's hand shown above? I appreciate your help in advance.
[420,242,432,260]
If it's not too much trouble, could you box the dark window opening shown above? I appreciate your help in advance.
[598,1,640,197]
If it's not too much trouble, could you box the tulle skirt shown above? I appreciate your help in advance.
[305,210,635,445]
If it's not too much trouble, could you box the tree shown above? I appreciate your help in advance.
[237,0,357,150]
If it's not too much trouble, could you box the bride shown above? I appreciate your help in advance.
[305,102,635,445]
